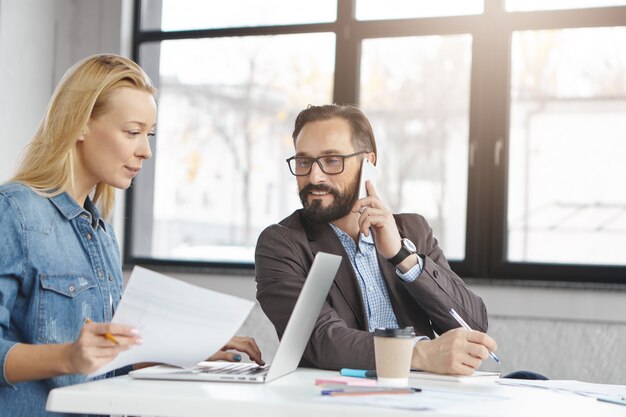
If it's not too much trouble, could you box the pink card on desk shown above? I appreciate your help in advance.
[315,376,377,387]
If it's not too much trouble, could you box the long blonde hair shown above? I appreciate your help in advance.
[12,53,156,219]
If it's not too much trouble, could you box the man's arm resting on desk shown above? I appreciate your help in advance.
[411,328,497,375]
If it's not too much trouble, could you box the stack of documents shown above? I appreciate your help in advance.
[91,267,254,376]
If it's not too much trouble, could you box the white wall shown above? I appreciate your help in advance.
[2,0,625,386]
[0,0,125,183]
[0,0,130,239]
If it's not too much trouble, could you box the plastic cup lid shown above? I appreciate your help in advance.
[373,327,416,338]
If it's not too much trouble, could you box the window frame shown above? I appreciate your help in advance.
[126,0,626,284]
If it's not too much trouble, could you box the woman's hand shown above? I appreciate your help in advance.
[207,336,264,366]
[65,321,142,375]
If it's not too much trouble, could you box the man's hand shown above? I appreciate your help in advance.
[207,336,265,366]
[411,328,498,375]
[352,180,402,259]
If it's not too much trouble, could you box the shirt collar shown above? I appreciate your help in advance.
[49,192,107,231]
[329,223,374,251]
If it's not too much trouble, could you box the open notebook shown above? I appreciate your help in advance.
[130,251,342,384]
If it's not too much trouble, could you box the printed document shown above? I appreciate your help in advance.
[91,266,254,376]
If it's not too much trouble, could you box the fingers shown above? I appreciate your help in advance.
[365,180,379,199]
[82,322,142,348]
[355,204,402,257]
[416,328,497,375]
[207,351,242,362]
[219,336,265,366]
[86,322,139,338]
[465,330,498,353]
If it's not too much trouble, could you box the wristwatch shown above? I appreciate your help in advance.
[387,238,417,267]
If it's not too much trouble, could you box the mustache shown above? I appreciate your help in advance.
[299,183,338,205]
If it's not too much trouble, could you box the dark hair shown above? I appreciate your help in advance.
[292,104,377,160]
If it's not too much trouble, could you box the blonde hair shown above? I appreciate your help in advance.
[12,53,156,219]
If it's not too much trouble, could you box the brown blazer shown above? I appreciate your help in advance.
[255,210,488,370]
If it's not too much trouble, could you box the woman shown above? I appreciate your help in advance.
[0,54,263,416]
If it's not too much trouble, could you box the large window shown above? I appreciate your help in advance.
[137,35,334,263]
[360,35,473,260]
[508,28,626,266]
[128,0,626,283]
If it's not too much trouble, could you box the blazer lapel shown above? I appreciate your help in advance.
[305,219,368,330]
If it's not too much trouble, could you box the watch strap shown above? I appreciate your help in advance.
[387,245,412,266]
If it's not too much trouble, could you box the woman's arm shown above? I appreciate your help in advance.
[5,321,140,384]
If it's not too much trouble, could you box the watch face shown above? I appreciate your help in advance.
[402,238,416,252]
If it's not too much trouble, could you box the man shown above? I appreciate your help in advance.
[255,104,497,374]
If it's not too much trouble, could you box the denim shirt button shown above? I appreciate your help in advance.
[68,285,75,293]
[86,233,92,240]
[108,275,113,282]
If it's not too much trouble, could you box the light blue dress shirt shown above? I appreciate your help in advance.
[0,183,127,417]
[330,224,423,332]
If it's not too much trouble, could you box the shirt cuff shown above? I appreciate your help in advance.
[1,341,19,389]
[395,254,424,283]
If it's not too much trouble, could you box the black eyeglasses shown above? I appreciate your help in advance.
[286,151,368,176]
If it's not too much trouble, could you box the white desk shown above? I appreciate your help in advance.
[46,368,625,417]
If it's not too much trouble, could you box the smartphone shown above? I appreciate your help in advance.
[358,157,378,200]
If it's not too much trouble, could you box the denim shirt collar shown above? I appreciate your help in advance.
[49,192,107,231]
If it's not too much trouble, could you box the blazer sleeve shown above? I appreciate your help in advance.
[255,225,376,370]
[399,214,489,333]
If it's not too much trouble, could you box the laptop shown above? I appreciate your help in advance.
[129,251,342,384]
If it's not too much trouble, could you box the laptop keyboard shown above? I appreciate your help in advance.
[194,363,268,376]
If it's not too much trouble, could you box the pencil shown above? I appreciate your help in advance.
[85,319,119,345]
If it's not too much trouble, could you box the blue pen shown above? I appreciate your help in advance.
[340,368,377,378]
[449,308,501,364]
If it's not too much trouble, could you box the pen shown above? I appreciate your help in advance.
[597,396,626,406]
[340,368,377,378]
[321,387,420,396]
[85,319,119,345]
[449,308,500,363]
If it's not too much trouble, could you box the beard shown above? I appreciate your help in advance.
[299,178,359,224]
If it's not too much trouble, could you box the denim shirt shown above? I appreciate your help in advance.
[0,183,124,417]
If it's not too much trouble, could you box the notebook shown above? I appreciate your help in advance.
[129,251,342,384]
[410,370,501,383]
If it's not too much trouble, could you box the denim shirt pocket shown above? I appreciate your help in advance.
[37,274,98,344]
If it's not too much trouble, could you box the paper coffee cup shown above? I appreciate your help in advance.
[373,327,415,387]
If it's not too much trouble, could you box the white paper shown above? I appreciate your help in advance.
[317,389,508,411]
[410,370,501,383]
[91,266,254,376]
[497,379,626,398]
